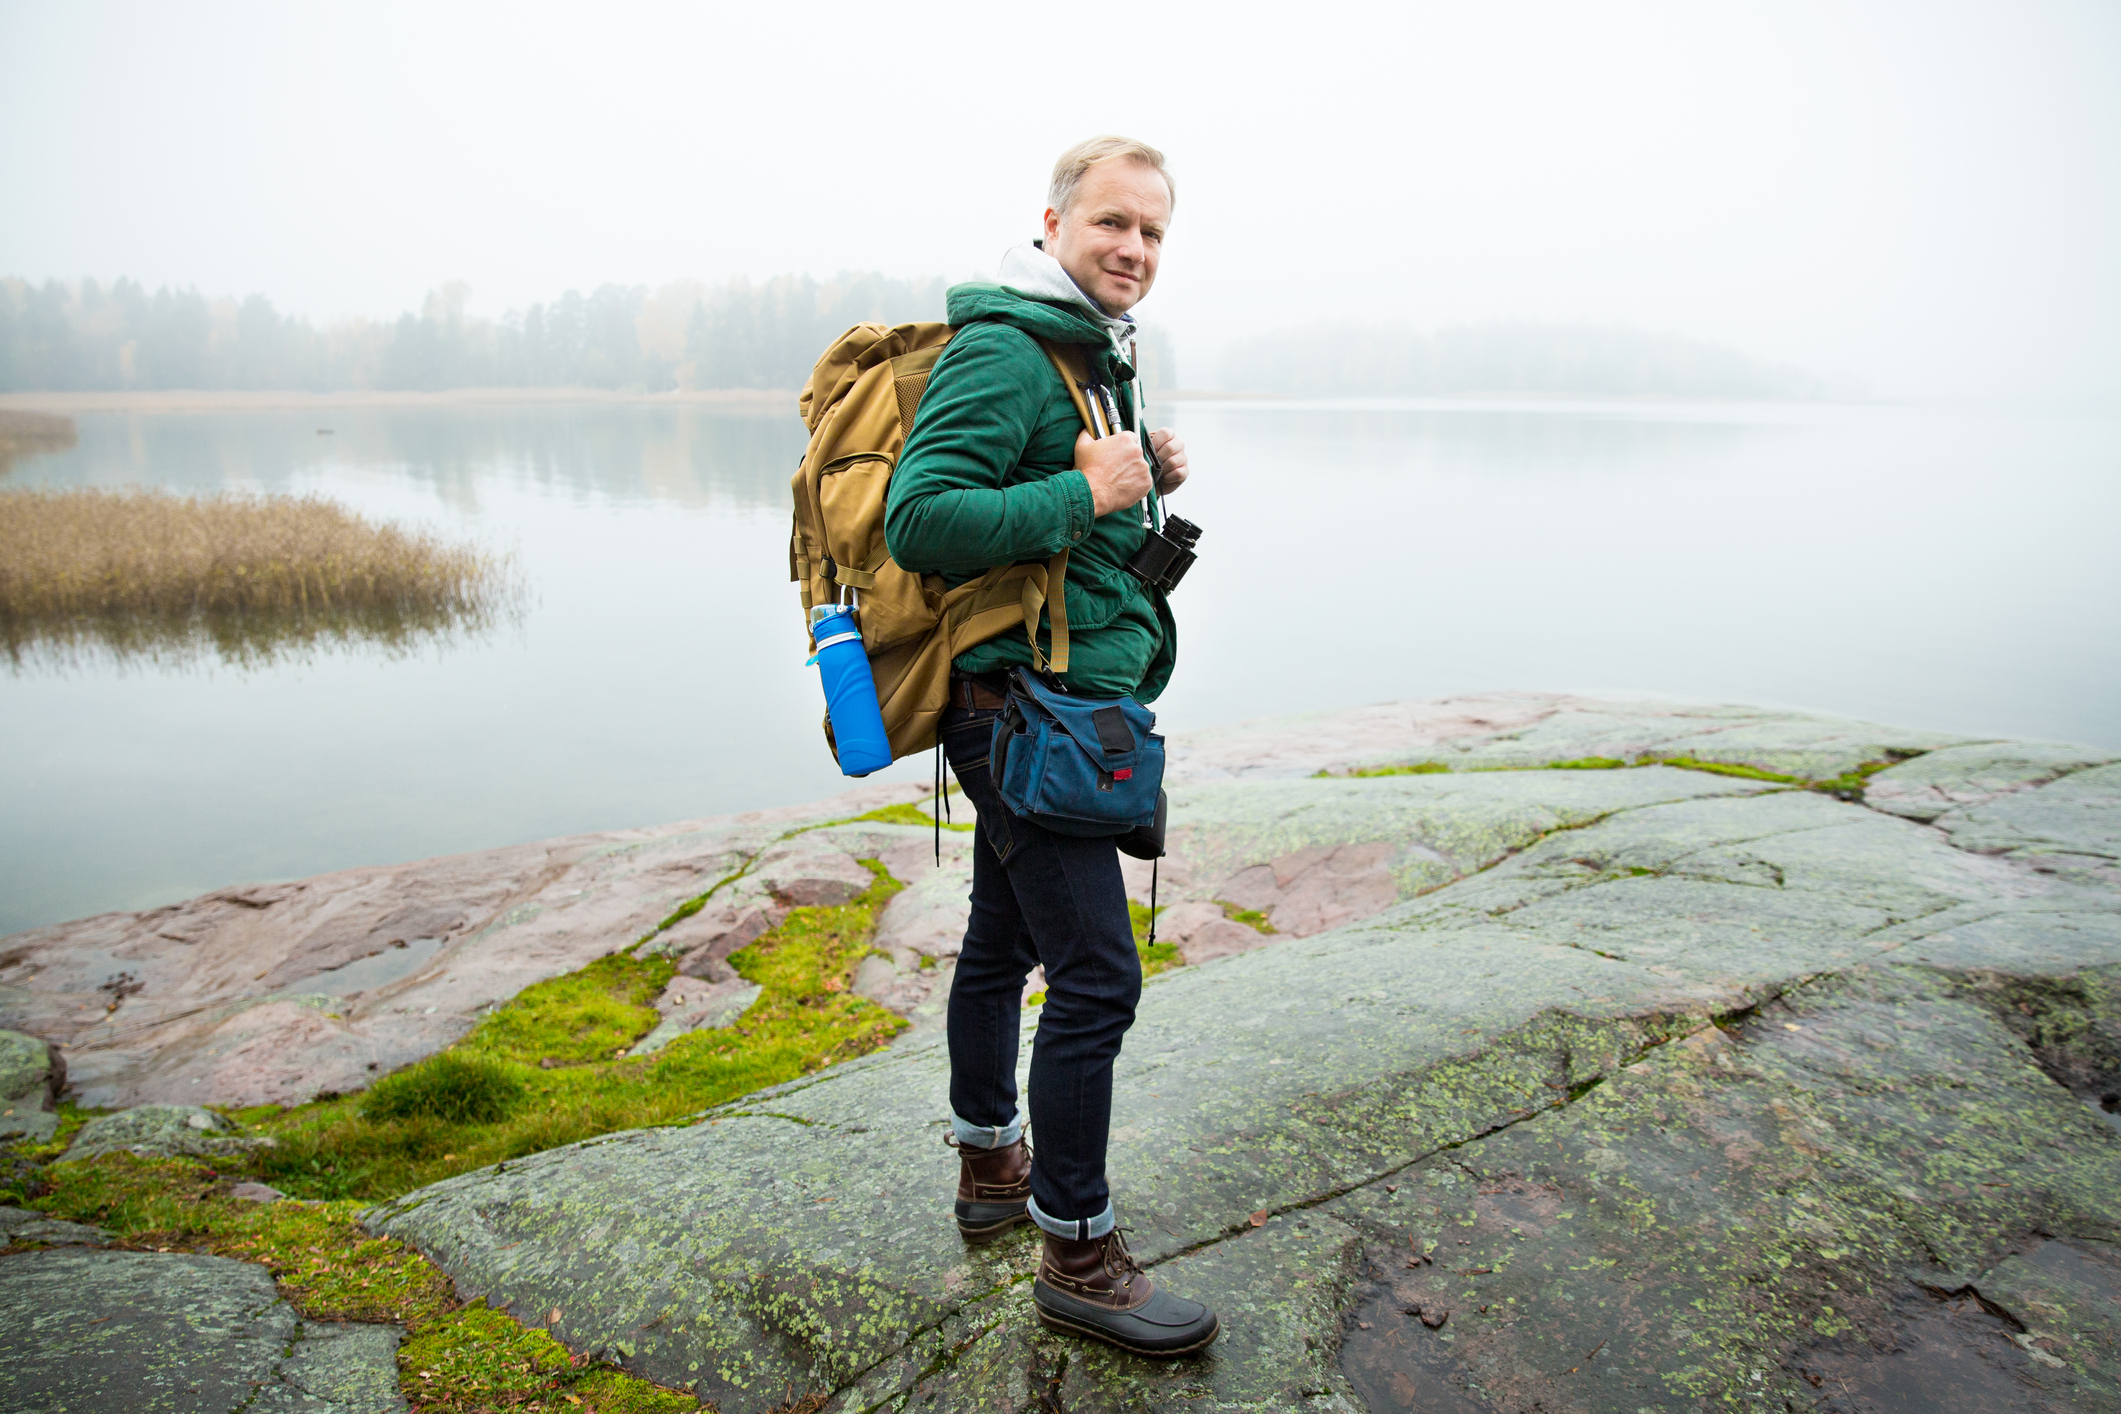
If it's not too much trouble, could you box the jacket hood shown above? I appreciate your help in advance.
[947,243,1138,363]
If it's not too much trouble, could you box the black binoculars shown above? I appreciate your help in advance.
[1124,513,1201,593]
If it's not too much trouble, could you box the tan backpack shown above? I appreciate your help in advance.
[790,321,1099,765]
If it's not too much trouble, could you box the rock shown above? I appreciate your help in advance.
[1162,691,1967,784]
[871,858,975,959]
[852,951,942,1016]
[749,836,877,906]
[265,1320,408,1413]
[630,978,763,1056]
[229,1182,285,1203]
[1152,763,1774,937]
[0,1247,407,1412]
[667,906,777,975]
[0,1029,62,1142]
[682,955,740,986]
[0,776,936,1108]
[64,1104,268,1163]
[2,698,1987,1113]
[368,710,2121,1414]
[1930,761,2121,877]
[0,1028,62,1108]
[0,1108,58,1145]
[0,1205,109,1247]
[1867,740,2118,822]
[1154,902,1271,966]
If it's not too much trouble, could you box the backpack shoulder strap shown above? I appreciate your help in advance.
[1039,340,1102,437]
[1024,340,1107,678]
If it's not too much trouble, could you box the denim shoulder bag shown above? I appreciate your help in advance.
[991,669,1165,849]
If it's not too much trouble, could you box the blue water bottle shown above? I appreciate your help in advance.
[809,604,892,776]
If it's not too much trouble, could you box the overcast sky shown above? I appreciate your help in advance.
[3,1,2116,399]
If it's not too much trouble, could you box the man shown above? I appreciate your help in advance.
[884,136,1219,1358]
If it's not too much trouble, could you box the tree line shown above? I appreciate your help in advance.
[0,274,954,393]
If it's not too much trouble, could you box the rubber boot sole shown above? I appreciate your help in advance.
[954,1204,1031,1242]
[1033,1304,1221,1358]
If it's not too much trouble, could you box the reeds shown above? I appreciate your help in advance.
[0,486,518,667]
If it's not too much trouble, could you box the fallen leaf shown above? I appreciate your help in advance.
[1357,1320,1371,1330]
[1248,1210,1268,1228]
[1420,1307,1450,1329]
[548,1307,562,1325]
[823,977,846,993]
[1783,1023,1802,1031]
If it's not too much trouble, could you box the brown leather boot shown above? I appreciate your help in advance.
[1033,1228,1220,1357]
[948,1135,1031,1240]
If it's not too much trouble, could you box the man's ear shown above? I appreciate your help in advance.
[1042,206,1062,247]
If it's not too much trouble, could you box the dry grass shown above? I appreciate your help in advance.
[0,486,517,666]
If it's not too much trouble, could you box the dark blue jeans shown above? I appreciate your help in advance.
[942,701,1140,1240]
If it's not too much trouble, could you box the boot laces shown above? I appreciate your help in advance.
[1102,1226,1146,1282]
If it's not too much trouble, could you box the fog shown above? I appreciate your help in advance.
[2,0,2117,401]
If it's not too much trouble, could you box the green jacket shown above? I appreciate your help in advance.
[884,283,1177,701]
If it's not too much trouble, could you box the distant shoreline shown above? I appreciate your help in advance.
[0,386,1863,417]
[0,387,797,415]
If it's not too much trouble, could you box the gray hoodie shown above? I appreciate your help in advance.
[995,241,1138,371]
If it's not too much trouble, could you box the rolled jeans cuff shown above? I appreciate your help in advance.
[1027,1195,1116,1242]
[951,1110,1024,1150]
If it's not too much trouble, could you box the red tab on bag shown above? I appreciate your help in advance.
[1112,768,1133,781]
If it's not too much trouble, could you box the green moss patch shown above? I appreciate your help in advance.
[1129,900,1182,978]
[845,800,974,832]
[245,864,907,1204]
[24,1152,696,1412]
[398,1303,575,1406]
[1335,761,1451,777]
[363,1052,529,1125]
[465,951,673,1068]
[1218,901,1277,934]
[1807,758,1897,800]
[1327,752,1906,801]
[1640,754,1801,784]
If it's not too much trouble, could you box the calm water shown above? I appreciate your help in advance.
[3,398,2116,935]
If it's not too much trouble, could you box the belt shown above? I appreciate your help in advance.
[950,673,1010,711]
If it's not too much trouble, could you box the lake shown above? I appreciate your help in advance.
[3,396,2116,936]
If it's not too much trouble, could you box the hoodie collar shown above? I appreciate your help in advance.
[995,241,1137,364]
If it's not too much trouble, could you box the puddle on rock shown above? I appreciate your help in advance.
[1794,1288,2066,1413]
[302,935,447,997]
[1338,1282,1495,1414]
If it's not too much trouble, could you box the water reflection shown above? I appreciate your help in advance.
[29,403,803,514]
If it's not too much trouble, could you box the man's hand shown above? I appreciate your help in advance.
[1148,428,1188,494]
[1076,431,1153,518]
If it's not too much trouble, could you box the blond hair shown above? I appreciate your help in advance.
[1048,136,1176,218]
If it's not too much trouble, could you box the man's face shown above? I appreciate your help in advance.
[1043,158,1171,316]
